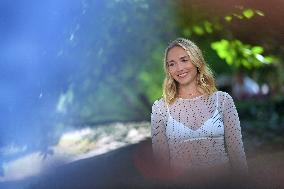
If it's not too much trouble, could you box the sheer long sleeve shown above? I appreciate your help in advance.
[223,93,248,175]
[151,100,170,169]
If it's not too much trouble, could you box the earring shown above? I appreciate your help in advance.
[200,75,207,87]
[201,75,205,83]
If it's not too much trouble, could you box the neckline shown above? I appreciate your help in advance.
[177,94,205,101]
[177,91,218,101]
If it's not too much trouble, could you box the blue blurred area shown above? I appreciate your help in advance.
[0,0,89,161]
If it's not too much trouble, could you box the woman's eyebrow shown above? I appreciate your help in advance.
[180,55,189,59]
[166,55,189,63]
[166,60,175,63]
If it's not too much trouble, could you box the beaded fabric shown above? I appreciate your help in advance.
[151,91,248,176]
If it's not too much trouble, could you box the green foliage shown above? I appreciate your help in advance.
[211,39,276,69]
[224,6,265,22]
[182,20,222,37]
[138,44,165,102]
[53,0,283,128]
[243,9,254,19]
[55,0,179,125]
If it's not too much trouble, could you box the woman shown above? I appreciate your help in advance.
[150,37,248,186]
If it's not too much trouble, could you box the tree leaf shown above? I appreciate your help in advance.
[243,9,254,19]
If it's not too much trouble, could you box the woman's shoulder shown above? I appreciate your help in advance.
[216,90,236,106]
[216,90,233,99]
[152,97,165,107]
[152,97,167,112]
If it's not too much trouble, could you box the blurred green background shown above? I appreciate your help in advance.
[1,0,284,187]
[57,0,284,138]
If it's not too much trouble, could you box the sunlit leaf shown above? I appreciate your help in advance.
[255,10,265,16]
[243,9,254,19]
[193,25,204,35]
[211,39,275,69]
[224,15,232,22]
[263,56,275,64]
[204,21,213,33]
[252,46,264,54]
[256,54,265,62]
[243,48,252,56]
[226,55,233,65]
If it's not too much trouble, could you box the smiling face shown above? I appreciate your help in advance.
[166,45,198,86]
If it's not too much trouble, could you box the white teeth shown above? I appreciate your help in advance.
[178,72,188,77]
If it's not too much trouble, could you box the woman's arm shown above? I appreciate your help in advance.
[151,100,170,169]
[222,92,248,175]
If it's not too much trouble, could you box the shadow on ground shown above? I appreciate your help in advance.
[1,137,284,189]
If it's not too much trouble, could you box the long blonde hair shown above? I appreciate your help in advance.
[162,37,217,105]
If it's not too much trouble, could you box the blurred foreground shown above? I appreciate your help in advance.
[0,122,283,189]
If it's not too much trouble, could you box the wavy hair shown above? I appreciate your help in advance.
[162,37,217,105]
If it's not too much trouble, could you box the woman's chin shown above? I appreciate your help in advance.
[177,78,192,85]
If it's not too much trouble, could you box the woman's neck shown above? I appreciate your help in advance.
[178,83,202,98]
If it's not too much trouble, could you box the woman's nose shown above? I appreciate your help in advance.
[176,62,184,71]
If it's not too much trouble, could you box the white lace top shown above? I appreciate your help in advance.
[151,91,248,175]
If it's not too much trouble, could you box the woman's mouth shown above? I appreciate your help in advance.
[177,72,188,78]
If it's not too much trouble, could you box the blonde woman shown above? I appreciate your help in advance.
[150,38,248,185]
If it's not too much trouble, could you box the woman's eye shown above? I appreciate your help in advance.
[169,63,174,66]
[182,59,188,62]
